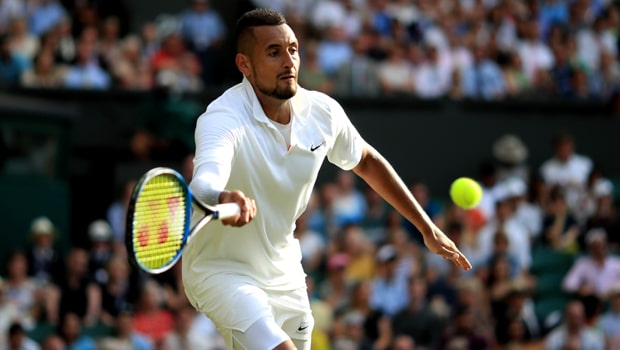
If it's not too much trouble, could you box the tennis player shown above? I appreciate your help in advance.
[182,8,472,350]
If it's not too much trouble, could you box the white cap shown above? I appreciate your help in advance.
[88,220,113,242]
[593,178,614,198]
[493,134,528,164]
[506,177,527,198]
[30,216,55,236]
[376,244,397,263]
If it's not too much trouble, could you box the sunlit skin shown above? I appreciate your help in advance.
[235,24,300,124]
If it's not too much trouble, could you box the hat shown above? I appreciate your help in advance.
[505,177,527,198]
[593,178,614,198]
[585,228,607,245]
[493,134,528,165]
[376,244,397,263]
[327,253,349,271]
[30,216,56,236]
[88,220,113,242]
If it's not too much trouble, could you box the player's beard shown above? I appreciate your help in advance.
[253,70,297,100]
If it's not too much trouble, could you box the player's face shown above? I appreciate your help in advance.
[247,24,300,100]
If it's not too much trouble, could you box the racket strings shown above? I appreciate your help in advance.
[132,175,188,270]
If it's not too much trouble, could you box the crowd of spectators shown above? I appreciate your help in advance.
[0,0,619,101]
[1,129,619,350]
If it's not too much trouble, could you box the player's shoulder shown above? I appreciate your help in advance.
[201,82,251,122]
[299,87,346,117]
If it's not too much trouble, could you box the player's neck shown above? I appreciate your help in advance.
[258,96,291,124]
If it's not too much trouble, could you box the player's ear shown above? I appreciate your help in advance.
[236,53,251,77]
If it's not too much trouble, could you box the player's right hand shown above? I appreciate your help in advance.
[219,190,257,227]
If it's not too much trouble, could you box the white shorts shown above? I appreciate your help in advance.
[184,273,314,349]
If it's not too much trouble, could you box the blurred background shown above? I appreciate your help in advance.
[1,0,620,349]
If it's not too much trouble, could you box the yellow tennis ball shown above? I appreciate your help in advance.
[450,177,483,209]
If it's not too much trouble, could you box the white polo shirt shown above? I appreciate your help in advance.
[182,77,364,291]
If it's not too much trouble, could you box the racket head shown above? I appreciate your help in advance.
[126,167,192,274]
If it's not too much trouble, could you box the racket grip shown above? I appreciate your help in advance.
[216,203,241,220]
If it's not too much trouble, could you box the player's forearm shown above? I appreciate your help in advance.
[353,145,434,237]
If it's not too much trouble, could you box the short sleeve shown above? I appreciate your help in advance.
[326,100,364,170]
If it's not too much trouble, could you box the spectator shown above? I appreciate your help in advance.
[316,25,354,77]
[132,279,174,344]
[391,274,447,350]
[162,304,220,350]
[0,322,39,350]
[98,16,123,69]
[7,17,39,61]
[338,224,376,283]
[298,40,333,94]
[584,180,619,252]
[454,277,496,343]
[562,228,620,301]
[414,45,452,98]
[98,308,153,350]
[138,22,159,62]
[499,50,530,97]
[332,171,368,228]
[540,131,593,211]
[544,300,605,350]
[310,0,348,34]
[598,282,620,349]
[151,33,202,93]
[576,16,616,73]
[99,254,138,326]
[549,44,576,97]
[106,180,135,249]
[360,186,390,244]
[541,186,580,253]
[57,312,97,350]
[0,0,25,34]
[110,35,152,89]
[403,180,442,244]
[493,279,540,345]
[28,0,66,37]
[594,51,620,99]
[51,17,76,64]
[390,334,415,350]
[342,280,386,345]
[516,18,554,83]
[40,335,65,350]
[318,253,352,314]
[24,216,62,285]
[1,251,41,331]
[51,247,101,326]
[0,34,29,87]
[461,44,506,100]
[334,34,381,97]
[377,43,414,96]
[86,219,114,286]
[63,38,110,89]
[369,245,409,316]
[477,191,531,273]
[178,0,225,87]
[425,220,467,295]
[438,304,491,350]
[20,49,66,87]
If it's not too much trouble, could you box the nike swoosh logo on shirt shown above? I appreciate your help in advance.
[297,325,309,331]
[310,141,325,152]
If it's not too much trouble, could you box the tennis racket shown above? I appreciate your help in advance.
[126,167,240,274]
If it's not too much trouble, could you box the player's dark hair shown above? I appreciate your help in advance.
[235,8,287,54]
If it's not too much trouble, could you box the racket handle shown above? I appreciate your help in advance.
[215,203,241,220]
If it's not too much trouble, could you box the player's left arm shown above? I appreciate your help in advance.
[352,143,472,270]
